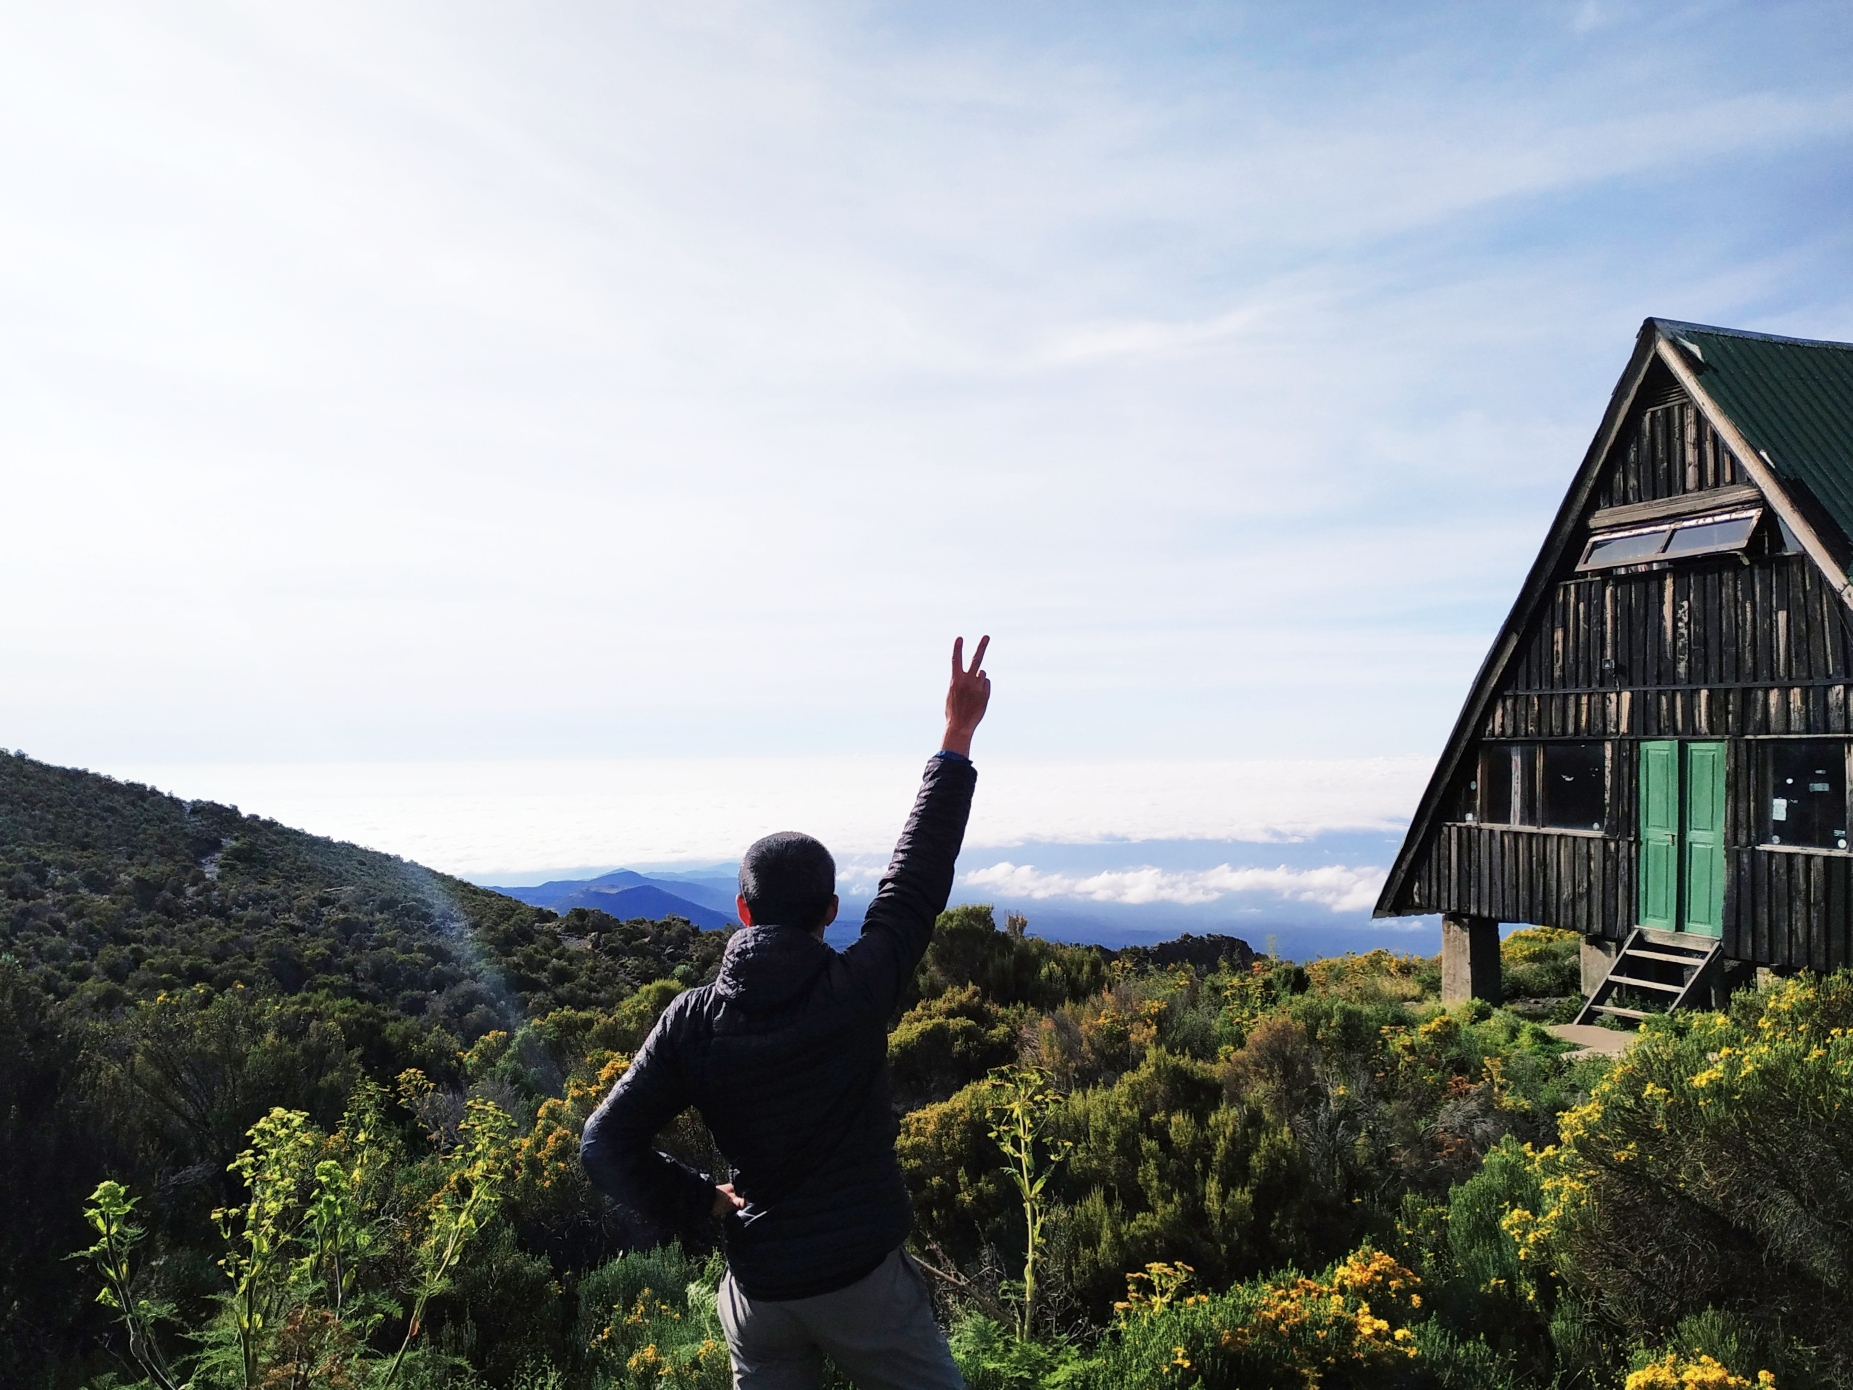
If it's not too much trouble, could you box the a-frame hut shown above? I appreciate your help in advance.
[1375,319,1853,1021]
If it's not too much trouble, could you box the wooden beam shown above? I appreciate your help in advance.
[1587,483,1762,531]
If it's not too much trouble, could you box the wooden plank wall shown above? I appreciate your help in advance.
[1725,848,1852,971]
[1396,390,1853,967]
[1400,825,1633,935]
[1593,396,1741,507]
[1486,556,1853,738]
[1406,825,1853,967]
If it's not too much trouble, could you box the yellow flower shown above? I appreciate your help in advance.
[1624,1352,1767,1390]
[626,1344,664,1376]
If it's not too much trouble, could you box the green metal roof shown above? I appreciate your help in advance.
[1653,319,1853,571]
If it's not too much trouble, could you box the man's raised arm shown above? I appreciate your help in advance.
[843,636,991,1012]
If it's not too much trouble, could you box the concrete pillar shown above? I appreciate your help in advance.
[1441,914,1501,1005]
[1580,936,1619,996]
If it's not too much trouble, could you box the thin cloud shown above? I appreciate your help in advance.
[960,861,1386,915]
[1042,307,1267,365]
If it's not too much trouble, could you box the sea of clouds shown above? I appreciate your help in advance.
[959,861,1385,914]
[112,754,1439,956]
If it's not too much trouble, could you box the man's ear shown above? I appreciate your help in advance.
[811,904,841,948]
[736,894,755,928]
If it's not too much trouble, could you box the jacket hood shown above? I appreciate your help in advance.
[713,925,831,1008]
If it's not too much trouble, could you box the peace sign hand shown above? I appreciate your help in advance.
[943,635,991,758]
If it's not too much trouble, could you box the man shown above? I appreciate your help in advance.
[581,635,992,1390]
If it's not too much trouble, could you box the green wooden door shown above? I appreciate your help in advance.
[1682,741,1727,936]
[1638,741,1680,931]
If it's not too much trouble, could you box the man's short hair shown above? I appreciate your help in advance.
[739,832,836,930]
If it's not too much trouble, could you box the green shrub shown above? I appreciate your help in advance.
[574,1244,730,1389]
[73,1083,518,1390]
[914,906,1109,1011]
[1407,1321,1521,1390]
[1304,950,1431,1008]
[1501,927,1581,1000]
[1537,970,1853,1380]
[949,1313,1082,1390]
[898,1079,1018,1269]
[1076,1248,1426,1390]
[1395,1134,1557,1371]
[889,986,1022,1105]
[427,1221,563,1387]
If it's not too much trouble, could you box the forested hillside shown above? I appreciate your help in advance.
[5,751,1850,1390]
[0,751,727,1385]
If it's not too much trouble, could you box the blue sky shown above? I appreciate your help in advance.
[4,2,1852,936]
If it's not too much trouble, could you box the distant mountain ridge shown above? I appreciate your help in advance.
[484,869,740,929]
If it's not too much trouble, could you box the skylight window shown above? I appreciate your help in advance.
[1576,508,1761,572]
[1663,512,1760,557]
[1583,528,1671,567]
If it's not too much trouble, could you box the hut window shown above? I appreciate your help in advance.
[1581,527,1672,569]
[1467,745,1600,834]
[1472,746,1515,823]
[1766,741,1849,851]
[1577,508,1761,571]
[1663,511,1760,558]
[1469,742,1606,829]
[1541,742,1606,830]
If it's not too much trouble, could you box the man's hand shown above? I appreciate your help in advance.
[942,635,991,758]
[712,1182,745,1219]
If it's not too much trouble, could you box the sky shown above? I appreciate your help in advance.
[5,2,1852,942]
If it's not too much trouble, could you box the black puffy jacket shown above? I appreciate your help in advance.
[580,753,976,1300]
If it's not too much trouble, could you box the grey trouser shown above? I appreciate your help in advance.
[717,1247,965,1390]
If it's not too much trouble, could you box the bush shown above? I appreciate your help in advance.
[428,1220,564,1386]
[897,1082,1018,1268]
[1304,950,1431,1008]
[1057,1044,1358,1317]
[1536,970,1853,1380]
[1408,1321,1523,1390]
[1501,927,1581,1000]
[1624,1350,1773,1389]
[889,986,1022,1106]
[949,1313,1080,1390]
[1625,1308,1797,1388]
[574,1244,729,1389]
[914,906,1109,1011]
[1077,1248,1426,1390]
[1395,1134,1557,1371]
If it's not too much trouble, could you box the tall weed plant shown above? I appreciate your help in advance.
[74,1073,516,1389]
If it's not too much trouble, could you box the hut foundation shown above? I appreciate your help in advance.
[1441,914,1501,1005]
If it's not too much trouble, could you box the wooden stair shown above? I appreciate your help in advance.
[1573,927,1723,1027]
